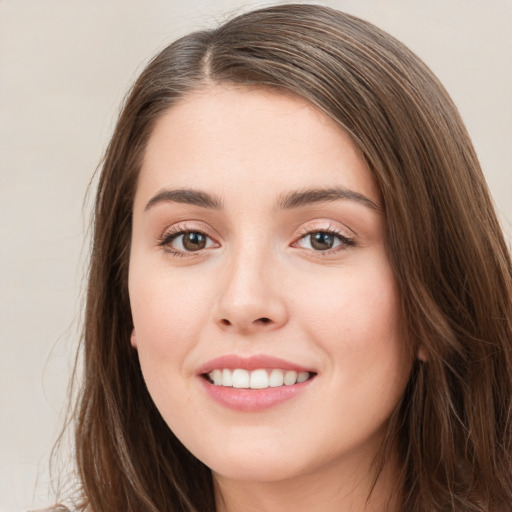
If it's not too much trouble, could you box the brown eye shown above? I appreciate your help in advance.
[181,232,207,251]
[310,232,335,250]
[296,230,355,252]
[163,230,217,254]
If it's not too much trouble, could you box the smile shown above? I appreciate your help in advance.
[198,355,317,411]
[206,368,312,389]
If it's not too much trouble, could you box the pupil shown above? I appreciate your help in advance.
[311,232,333,250]
[183,232,206,251]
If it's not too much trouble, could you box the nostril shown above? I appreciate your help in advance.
[219,317,273,328]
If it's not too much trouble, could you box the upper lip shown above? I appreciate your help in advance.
[197,354,314,375]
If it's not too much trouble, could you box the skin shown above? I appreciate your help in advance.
[129,85,413,512]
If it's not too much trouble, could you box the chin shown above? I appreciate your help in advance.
[189,434,311,483]
[210,457,308,484]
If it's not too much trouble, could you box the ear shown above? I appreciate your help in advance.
[417,345,427,362]
[130,328,138,349]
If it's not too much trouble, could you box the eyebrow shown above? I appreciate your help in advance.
[276,187,379,211]
[144,186,379,212]
[145,188,223,211]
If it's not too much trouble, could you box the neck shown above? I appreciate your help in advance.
[213,451,401,512]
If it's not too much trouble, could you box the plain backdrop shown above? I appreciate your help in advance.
[1,0,511,510]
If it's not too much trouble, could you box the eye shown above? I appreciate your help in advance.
[159,228,218,255]
[174,232,211,251]
[295,230,355,252]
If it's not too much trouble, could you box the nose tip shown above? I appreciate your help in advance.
[215,260,288,334]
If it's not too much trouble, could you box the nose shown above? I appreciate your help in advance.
[214,247,289,334]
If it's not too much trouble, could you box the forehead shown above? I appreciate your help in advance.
[136,85,379,208]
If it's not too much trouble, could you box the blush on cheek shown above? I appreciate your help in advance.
[131,291,206,365]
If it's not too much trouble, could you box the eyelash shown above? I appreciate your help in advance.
[157,224,216,257]
[157,224,356,257]
[294,225,356,255]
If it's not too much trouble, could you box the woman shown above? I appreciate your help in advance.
[61,4,512,511]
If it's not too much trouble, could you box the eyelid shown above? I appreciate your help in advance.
[156,220,356,257]
[157,222,220,255]
[294,220,355,240]
[291,221,357,254]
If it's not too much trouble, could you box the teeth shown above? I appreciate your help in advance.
[250,369,269,389]
[284,370,297,385]
[207,368,311,389]
[222,368,233,386]
[232,369,250,388]
[211,369,222,386]
[297,371,309,383]
[269,369,284,387]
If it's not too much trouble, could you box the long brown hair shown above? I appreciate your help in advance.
[64,4,512,511]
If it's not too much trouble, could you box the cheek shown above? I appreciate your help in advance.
[299,263,401,348]
[128,267,214,427]
[296,259,409,398]
[129,266,214,365]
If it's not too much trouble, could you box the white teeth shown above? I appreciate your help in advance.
[211,369,222,386]
[297,371,309,383]
[222,368,232,387]
[249,369,269,389]
[269,369,284,387]
[284,370,297,385]
[232,369,250,388]
[207,368,312,388]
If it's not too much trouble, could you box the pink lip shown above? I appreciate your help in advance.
[197,354,312,375]
[197,354,316,412]
[199,377,314,412]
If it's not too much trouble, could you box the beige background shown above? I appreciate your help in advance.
[1,0,511,510]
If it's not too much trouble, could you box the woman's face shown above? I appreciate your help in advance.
[129,85,412,485]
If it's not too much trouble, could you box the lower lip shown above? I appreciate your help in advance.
[199,377,314,412]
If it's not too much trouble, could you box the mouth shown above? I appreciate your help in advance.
[203,368,315,389]
[198,355,317,411]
